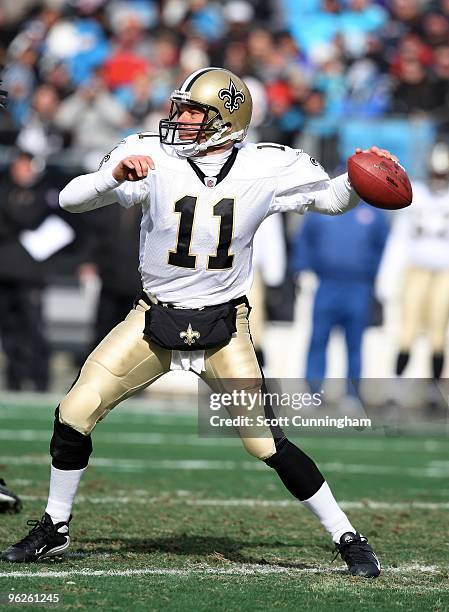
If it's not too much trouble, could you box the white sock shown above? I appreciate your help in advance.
[302,481,356,544]
[45,465,86,524]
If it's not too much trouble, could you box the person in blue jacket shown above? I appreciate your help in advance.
[290,201,389,393]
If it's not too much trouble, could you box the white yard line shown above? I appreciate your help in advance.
[186,499,449,510]
[0,394,195,418]
[0,455,447,478]
[16,494,449,510]
[0,429,238,447]
[0,429,447,454]
[0,413,195,426]
[0,563,446,580]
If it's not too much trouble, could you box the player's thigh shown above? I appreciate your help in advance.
[203,304,261,384]
[400,267,431,346]
[427,270,449,350]
[60,302,171,434]
[201,304,276,460]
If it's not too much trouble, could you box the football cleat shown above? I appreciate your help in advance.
[0,479,22,513]
[334,532,381,578]
[1,513,71,563]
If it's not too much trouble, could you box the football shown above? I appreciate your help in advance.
[347,151,413,210]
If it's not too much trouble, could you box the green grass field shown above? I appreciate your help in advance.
[0,393,448,611]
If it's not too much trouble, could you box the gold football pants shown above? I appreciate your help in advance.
[59,300,276,460]
[248,269,265,350]
[400,266,449,352]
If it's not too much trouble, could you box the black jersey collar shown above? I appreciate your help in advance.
[187,146,239,188]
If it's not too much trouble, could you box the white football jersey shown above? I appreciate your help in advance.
[388,181,449,270]
[99,134,331,307]
[406,182,449,269]
[376,180,449,301]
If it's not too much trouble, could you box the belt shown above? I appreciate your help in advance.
[135,291,249,311]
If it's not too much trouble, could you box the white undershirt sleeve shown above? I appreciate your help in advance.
[309,173,361,215]
[59,167,123,213]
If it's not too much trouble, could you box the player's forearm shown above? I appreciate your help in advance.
[59,168,122,213]
[311,173,360,216]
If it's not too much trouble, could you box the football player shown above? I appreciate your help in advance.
[1,68,397,577]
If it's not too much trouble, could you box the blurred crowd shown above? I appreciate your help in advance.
[1,0,449,169]
[1,0,449,397]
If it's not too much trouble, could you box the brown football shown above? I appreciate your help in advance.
[347,151,413,210]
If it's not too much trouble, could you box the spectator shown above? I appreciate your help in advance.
[389,33,433,76]
[102,11,151,91]
[246,28,275,79]
[44,6,110,87]
[259,80,303,147]
[178,35,210,74]
[221,40,249,75]
[16,84,63,158]
[285,0,341,57]
[274,30,314,82]
[295,88,340,168]
[339,0,387,59]
[381,0,425,62]
[40,61,74,101]
[0,151,51,392]
[181,0,224,42]
[341,56,392,117]
[54,74,130,171]
[439,0,449,19]
[3,38,38,126]
[114,73,155,131]
[422,10,449,48]
[433,44,449,125]
[223,1,255,40]
[391,58,444,114]
[2,0,447,163]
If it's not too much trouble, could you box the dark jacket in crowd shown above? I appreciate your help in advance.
[85,203,141,296]
[0,173,49,284]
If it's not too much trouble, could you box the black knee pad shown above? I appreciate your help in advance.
[264,438,325,501]
[50,407,93,470]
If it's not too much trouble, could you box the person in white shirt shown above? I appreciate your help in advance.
[249,212,287,370]
[2,68,398,577]
[377,143,449,382]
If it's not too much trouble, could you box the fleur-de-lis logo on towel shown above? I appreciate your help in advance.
[180,323,200,346]
[218,79,246,114]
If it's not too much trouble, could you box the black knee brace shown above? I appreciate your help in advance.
[264,438,325,501]
[50,407,92,470]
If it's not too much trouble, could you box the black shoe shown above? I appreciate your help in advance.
[0,479,22,514]
[1,513,71,563]
[335,532,381,578]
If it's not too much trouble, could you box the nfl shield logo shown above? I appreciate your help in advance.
[205,177,217,188]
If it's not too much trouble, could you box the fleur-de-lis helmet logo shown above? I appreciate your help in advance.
[218,79,246,114]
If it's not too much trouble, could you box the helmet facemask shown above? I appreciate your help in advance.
[159,94,238,157]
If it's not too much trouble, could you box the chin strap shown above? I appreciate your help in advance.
[176,126,246,158]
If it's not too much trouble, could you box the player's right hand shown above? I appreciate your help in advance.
[112,155,155,181]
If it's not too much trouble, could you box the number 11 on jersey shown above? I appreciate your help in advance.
[168,196,235,270]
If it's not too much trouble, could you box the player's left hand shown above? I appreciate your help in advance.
[355,146,399,164]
